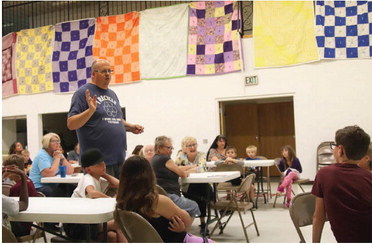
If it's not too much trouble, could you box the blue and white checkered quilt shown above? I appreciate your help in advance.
[315,1,372,59]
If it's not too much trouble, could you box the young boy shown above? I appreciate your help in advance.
[245,145,259,160]
[21,149,32,174]
[63,148,126,242]
[312,126,371,243]
[3,155,38,237]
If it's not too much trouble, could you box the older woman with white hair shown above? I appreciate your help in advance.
[29,132,74,197]
[175,136,213,235]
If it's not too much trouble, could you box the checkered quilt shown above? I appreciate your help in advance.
[315,1,372,58]
[52,18,95,93]
[187,1,242,75]
[2,32,18,97]
[15,26,54,94]
[93,12,140,84]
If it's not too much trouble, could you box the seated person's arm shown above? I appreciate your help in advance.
[41,156,60,177]
[165,159,189,178]
[61,158,74,175]
[85,185,109,198]
[101,172,119,188]
[312,196,326,242]
[156,194,192,229]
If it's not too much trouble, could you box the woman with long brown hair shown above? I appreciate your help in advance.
[277,145,302,207]
[116,156,213,243]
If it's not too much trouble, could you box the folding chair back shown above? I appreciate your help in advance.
[215,163,244,175]
[289,192,316,243]
[155,184,168,196]
[2,225,18,243]
[114,209,163,243]
[2,183,13,196]
[210,173,259,242]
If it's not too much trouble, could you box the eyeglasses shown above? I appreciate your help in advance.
[94,69,114,74]
[163,146,174,150]
[329,142,338,149]
[50,139,61,144]
[186,143,197,148]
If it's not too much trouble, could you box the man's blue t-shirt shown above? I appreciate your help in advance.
[68,83,126,166]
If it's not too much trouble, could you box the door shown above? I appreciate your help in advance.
[221,98,295,176]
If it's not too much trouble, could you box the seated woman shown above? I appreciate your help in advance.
[206,135,228,161]
[277,145,302,208]
[175,136,213,235]
[152,136,200,220]
[29,133,74,197]
[116,156,213,243]
[8,141,24,156]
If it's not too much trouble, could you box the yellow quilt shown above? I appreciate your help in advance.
[16,25,54,94]
[254,1,319,68]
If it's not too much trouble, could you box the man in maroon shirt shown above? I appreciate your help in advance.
[312,125,372,243]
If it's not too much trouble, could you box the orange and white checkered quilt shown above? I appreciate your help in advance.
[93,12,140,84]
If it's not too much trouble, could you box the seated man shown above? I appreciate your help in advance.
[2,166,29,236]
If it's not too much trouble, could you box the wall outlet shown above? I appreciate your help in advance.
[245,76,258,86]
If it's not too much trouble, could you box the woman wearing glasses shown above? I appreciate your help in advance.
[29,133,74,197]
[152,136,200,221]
[175,136,212,235]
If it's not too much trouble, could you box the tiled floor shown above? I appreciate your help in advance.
[38,180,337,243]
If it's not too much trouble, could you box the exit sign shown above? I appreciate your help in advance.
[245,76,258,86]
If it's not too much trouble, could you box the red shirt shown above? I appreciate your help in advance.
[312,163,372,242]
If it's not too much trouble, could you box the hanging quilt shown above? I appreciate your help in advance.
[93,12,140,84]
[15,25,54,94]
[187,1,242,75]
[315,1,372,59]
[139,4,189,79]
[254,1,319,68]
[52,18,95,93]
[2,32,18,98]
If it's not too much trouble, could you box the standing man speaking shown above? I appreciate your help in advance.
[67,59,144,178]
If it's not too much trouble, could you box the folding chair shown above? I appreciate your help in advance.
[2,183,13,196]
[155,184,168,196]
[273,158,309,207]
[3,225,18,243]
[114,208,163,243]
[215,163,244,196]
[289,192,316,243]
[210,174,259,242]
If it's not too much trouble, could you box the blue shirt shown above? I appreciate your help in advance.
[68,83,126,166]
[29,149,58,188]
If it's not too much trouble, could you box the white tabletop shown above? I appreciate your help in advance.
[8,197,115,224]
[206,159,275,168]
[40,173,83,184]
[182,171,240,184]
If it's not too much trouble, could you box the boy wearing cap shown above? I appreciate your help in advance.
[64,148,126,242]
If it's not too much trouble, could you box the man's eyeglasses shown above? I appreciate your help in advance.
[330,142,338,149]
[94,69,114,74]
[185,143,197,148]
[163,146,174,150]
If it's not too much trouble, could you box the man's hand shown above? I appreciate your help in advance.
[85,89,97,112]
[168,215,186,232]
[131,124,144,134]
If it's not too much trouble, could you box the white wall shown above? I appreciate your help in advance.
[2,38,372,179]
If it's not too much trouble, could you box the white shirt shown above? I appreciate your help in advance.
[71,174,109,198]
[2,195,20,230]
